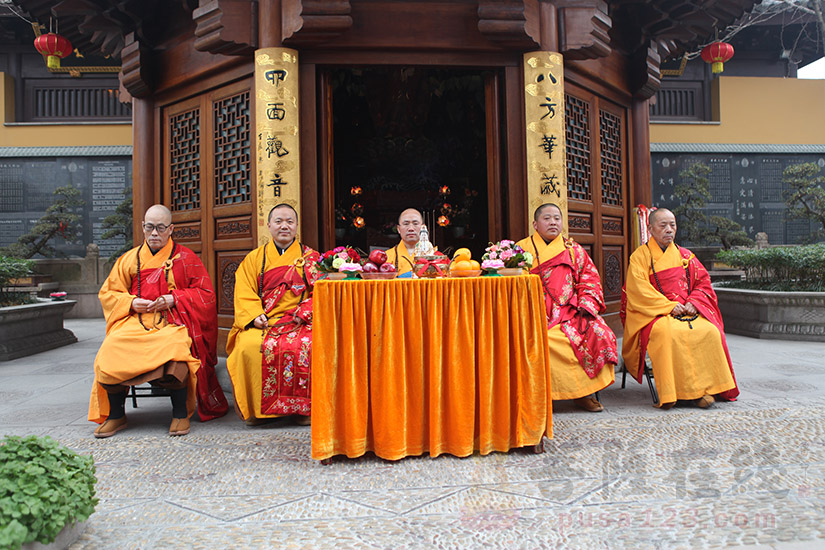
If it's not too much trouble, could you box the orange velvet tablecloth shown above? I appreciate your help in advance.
[311,275,553,461]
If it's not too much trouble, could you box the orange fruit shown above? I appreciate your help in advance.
[469,260,480,270]
[452,260,473,271]
[453,248,472,262]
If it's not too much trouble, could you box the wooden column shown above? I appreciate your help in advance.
[259,0,282,48]
[132,97,155,241]
[631,97,652,208]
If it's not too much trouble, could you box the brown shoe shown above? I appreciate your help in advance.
[658,401,675,410]
[94,416,128,439]
[573,396,604,413]
[169,417,190,436]
[696,395,715,409]
[295,415,311,426]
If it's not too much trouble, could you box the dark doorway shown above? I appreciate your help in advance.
[328,67,491,254]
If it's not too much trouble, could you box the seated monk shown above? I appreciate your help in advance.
[622,208,739,409]
[517,203,618,412]
[89,204,228,438]
[385,208,423,275]
[226,204,320,425]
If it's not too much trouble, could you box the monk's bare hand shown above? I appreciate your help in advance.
[132,298,153,313]
[671,303,686,316]
[684,302,698,316]
[253,314,268,329]
[146,294,175,312]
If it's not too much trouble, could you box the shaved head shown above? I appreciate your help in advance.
[647,208,677,248]
[142,204,174,251]
[398,208,423,225]
[648,207,672,226]
[534,203,562,222]
[144,204,172,225]
[397,208,424,248]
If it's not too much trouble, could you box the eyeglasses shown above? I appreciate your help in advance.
[143,223,170,233]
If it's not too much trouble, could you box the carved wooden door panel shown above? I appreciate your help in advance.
[564,81,628,323]
[162,78,255,352]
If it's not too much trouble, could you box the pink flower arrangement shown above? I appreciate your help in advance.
[481,240,533,270]
[316,246,362,273]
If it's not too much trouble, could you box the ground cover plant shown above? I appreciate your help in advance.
[0,435,97,550]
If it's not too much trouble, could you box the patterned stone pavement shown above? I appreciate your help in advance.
[1,319,823,549]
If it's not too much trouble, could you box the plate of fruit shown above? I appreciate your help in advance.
[448,248,482,277]
[361,249,399,279]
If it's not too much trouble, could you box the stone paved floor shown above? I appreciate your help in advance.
[1,319,824,549]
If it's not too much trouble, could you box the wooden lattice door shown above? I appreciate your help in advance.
[163,78,255,352]
[564,82,629,325]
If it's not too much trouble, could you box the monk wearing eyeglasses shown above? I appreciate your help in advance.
[89,204,227,438]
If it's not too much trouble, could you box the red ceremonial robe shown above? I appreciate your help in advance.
[527,235,618,378]
[259,254,320,415]
[137,245,228,419]
[632,245,739,401]
[91,241,227,422]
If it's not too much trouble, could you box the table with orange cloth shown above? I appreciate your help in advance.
[311,274,553,461]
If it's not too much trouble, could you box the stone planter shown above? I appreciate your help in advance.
[714,286,825,342]
[0,298,77,361]
[22,521,86,550]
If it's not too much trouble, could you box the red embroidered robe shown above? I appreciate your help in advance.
[523,234,618,378]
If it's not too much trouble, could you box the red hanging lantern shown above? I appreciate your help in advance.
[701,41,734,74]
[34,33,73,69]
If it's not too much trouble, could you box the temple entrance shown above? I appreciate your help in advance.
[325,67,494,255]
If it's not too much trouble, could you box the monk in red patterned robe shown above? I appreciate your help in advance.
[517,203,618,412]
[90,205,227,438]
[622,208,738,409]
[226,204,320,424]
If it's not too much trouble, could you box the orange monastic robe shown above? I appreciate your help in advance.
[90,239,221,423]
[226,240,319,420]
[517,233,616,400]
[622,241,737,404]
[385,242,416,275]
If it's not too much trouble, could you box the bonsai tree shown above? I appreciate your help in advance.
[673,162,753,249]
[0,185,85,259]
[783,162,825,243]
[0,435,97,550]
[0,256,34,307]
[100,195,134,262]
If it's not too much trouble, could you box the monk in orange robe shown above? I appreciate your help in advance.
[517,203,618,412]
[89,205,227,438]
[622,208,738,409]
[385,208,423,275]
[226,204,320,424]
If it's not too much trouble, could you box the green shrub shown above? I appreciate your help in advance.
[716,244,825,291]
[0,436,98,550]
[0,256,34,307]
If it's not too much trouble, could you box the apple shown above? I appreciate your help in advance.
[363,262,379,273]
[369,249,388,266]
[379,262,397,273]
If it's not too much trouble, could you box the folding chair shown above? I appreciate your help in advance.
[128,384,170,408]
